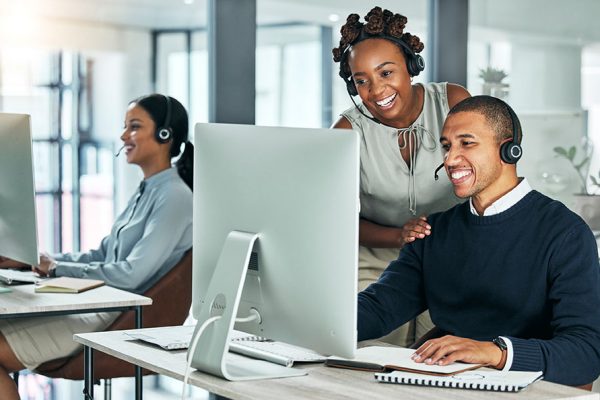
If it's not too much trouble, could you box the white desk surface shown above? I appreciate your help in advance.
[0,284,151,316]
[75,326,598,400]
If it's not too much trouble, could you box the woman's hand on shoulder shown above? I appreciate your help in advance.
[331,116,352,130]
[447,84,471,109]
[399,215,432,246]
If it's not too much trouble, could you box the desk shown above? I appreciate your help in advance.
[75,326,598,400]
[0,284,151,399]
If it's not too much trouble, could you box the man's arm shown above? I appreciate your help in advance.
[505,223,600,385]
[412,222,600,386]
[358,241,427,341]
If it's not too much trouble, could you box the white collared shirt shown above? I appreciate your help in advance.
[469,178,532,216]
[468,177,532,371]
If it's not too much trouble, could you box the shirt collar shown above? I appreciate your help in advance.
[143,167,177,191]
[470,178,532,216]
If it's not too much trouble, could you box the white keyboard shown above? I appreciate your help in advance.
[125,326,326,367]
[229,340,326,367]
[0,270,43,285]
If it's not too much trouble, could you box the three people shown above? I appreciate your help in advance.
[358,95,600,386]
[0,94,193,399]
[332,6,470,346]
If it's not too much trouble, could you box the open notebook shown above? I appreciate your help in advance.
[375,370,543,392]
[125,325,326,367]
[326,346,483,376]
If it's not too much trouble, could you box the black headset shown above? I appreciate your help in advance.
[340,33,425,97]
[155,94,173,144]
[500,103,522,164]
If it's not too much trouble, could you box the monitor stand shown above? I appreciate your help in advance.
[190,230,307,381]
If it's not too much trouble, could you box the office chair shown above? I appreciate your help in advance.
[35,249,193,399]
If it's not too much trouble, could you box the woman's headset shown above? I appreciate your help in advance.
[340,33,425,97]
[155,95,173,144]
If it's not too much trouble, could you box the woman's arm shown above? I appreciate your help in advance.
[331,116,353,129]
[447,83,471,108]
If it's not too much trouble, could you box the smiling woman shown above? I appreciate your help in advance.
[0,93,194,400]
[331,6,470,348]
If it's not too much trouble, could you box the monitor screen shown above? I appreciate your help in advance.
[0,113,39,266]
[192,123,359,364]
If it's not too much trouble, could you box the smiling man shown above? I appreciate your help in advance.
[357,95,600,387]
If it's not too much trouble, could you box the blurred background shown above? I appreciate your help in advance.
[1,0,599,398]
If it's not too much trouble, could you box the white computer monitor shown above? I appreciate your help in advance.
[191,123,359,380]
[0,113,39,266]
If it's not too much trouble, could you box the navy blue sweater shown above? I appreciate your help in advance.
[358,191,600,386]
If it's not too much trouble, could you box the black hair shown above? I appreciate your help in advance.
[332,6,424,80]
[448,95,522,144]
[131,94,194,190]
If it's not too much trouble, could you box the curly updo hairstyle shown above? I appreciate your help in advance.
[332,6,425,92]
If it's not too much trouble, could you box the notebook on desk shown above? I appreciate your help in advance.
[375,370,543,392]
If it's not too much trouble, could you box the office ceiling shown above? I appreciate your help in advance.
[0,0,423,30]
[0,0,598,42]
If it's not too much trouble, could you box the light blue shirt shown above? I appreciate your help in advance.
[469,177,532,371]
[53,168,192,294]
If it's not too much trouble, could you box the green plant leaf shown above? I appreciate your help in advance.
[567,146,576,161]
[576,156,590,170]
[553,147,568,157]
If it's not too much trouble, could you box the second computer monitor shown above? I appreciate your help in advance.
[193,123,359,360]
[0,113,39,266]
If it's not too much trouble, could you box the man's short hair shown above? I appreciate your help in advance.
[448,95,522,144]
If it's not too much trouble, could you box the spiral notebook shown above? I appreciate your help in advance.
[375,370,543,392]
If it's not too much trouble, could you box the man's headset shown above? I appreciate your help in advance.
[434,102,523,181]
[340,33,425,97]
[155,94,173,144]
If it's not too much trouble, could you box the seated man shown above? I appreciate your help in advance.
[358,95,600,386]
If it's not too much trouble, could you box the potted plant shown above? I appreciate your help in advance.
[479,67,509,99]
[554,144,600,230]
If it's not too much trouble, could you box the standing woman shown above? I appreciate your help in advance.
[332,7,470,346]
[0,94,193,399]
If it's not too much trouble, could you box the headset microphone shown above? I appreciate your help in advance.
[348,93,381,125]
[434,163,444,181]
[115,145,125,157]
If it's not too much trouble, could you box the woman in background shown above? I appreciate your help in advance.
[332,7,470,347]
[0,94,193,399]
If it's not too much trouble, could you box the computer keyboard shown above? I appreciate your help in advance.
[229,339,327,367]
[0,269,43,285]
[125,325,327,367]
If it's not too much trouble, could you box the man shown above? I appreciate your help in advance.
[358,95,600,386]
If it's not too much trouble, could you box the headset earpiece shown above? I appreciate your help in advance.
[155,95,173,144]
[156,127,172,143]
[346,76,358,97]
[499,104,522,164]
[500,141,522,164]
[406,53,425,77]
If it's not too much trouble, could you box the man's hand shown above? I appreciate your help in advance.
[0,256,28,269]
[399,216,431,245]
[412,335,504,368]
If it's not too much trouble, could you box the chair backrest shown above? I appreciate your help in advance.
[37,248,193,380]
